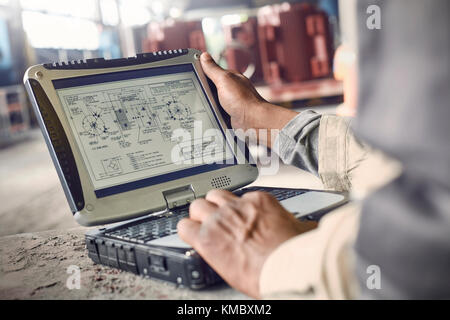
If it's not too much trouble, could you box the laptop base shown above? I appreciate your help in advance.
[85,186,347,289]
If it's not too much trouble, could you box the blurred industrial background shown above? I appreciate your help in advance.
[0,0,356,236]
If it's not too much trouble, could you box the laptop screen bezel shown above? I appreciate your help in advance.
[52,63,241,198]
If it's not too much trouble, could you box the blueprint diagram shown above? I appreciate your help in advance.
[57,74,227,189]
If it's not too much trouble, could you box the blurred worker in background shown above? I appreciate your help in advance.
[177,0,450,299]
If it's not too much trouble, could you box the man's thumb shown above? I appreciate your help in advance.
[200,52,226,83]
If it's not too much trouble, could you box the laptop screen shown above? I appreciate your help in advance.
[52,64,236,198]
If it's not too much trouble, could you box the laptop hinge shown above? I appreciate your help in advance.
[162,185,196,210]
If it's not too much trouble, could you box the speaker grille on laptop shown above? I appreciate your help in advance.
[210,176,232,189]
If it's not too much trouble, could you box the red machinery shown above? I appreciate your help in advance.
[0,85,30,146]
[257,2,333,84]
[142,19,207,53]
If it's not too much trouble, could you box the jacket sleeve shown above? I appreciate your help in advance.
[275,111,400,194]
[260,114,401,299]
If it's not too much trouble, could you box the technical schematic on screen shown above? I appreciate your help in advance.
[56,71,230,190]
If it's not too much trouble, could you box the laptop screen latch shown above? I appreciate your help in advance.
[162,185,196,210]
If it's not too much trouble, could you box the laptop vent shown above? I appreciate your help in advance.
[211,176,232,189]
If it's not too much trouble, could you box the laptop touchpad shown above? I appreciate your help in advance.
[147,233,192,249]
[280,191,345,217]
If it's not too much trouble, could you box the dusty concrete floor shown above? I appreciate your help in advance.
[0,227,246,299]
[0,130,78,237]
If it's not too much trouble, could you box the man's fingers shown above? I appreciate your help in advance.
[177,218,201,247]
[200,52,227,83]
[189,198,218,222]
[205,189,239,207]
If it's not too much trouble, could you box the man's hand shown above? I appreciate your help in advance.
[177,189,317,298]
[201,52,265,130]
[200,52,298,147]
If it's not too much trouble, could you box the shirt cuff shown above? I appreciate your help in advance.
[273,110,322,175]
[318,114,355,191]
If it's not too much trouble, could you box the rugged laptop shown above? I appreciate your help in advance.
[24,49,347,289]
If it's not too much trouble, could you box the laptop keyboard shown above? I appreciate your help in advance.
[105,207,190,244]
[104,187,307,244]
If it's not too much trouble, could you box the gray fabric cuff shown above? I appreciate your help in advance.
[273,110,322,176]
